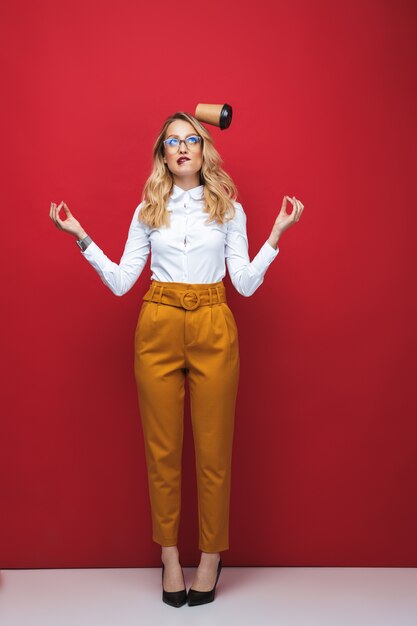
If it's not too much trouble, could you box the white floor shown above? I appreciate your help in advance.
[1,567,416,625]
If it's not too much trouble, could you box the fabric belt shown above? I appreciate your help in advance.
[143,282,227,311]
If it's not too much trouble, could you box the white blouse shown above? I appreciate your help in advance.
[80,183,280,297]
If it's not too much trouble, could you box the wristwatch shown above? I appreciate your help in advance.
[76,235,92,252]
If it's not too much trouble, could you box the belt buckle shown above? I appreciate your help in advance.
[180,290,201,311]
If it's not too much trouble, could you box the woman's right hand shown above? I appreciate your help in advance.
[49,201,87,239]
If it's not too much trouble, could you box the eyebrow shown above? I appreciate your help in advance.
[166,133,197,139]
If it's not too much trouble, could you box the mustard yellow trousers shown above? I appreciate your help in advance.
[134,280,240,553]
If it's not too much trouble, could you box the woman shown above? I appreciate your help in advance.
[49,111,304,607]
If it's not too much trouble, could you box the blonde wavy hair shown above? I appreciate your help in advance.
[138,111,238,228]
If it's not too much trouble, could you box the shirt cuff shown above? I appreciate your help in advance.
[263,240,280,259]
[248,240,280,276]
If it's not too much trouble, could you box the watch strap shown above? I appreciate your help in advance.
[76,235,92,252]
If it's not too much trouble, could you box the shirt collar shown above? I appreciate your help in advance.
[170,183,204,202]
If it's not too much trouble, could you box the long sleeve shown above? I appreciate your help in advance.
[225,202,279,297]
[79,203,150,296]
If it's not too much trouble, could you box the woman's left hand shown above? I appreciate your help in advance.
[273,195,304,236]
[267,195,304,250]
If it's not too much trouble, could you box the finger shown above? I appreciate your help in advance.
[296,199,303,221]
[297,202,305,221]
[50,203,58,224]
[62,201,71,216]
[54,201,63,219]
[294,198,301,220]
[53,204,63,228]
[292,197,298,220]
[55,204,65,227]
[50,201,57,220]
[282,195,294,216]
[56,216,65,229]
[54,203,61,220]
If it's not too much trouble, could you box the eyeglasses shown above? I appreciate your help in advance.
[163,134,203,154]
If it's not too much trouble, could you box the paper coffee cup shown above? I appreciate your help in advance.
[195,103,233,130]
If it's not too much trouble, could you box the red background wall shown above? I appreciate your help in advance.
[1,0,416,568]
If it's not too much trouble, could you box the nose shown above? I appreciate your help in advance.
[179,140,189,154]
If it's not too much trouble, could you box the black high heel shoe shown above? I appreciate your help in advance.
[161,562,188,607]
[187,558,222,606]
